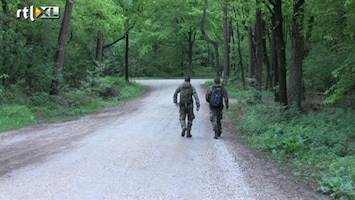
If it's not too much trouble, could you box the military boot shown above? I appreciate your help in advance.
[186,129,192,138]
[181,127,187,137]
[217,130,222,137]
[213,130,218,139]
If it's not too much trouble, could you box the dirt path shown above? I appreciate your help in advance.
[0,79,331,200]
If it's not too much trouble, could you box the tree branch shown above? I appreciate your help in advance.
[103,27,133,49]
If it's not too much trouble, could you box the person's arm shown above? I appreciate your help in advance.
[192,86,200,109]
[223,87,229,110]
[173,86,181,106]
[205,88,211,103]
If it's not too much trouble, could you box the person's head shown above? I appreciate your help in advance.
[214,77,221,85]
[184,76,191,82]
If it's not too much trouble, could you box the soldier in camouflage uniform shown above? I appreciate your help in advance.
[205,77,229,139]
[173,76,200,137]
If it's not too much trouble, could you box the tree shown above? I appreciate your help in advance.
[234,21,246,89]
[0,0,9,86]
[306,0,355,105]
[268,1,279,101]
[50,0,74,95]
[273,0,288,106]
[247,27,256,80]
[255,0,264,102]
[201,0,220,77]
[222,0,231,85]
[288,0,305,111]
[174,0,201,76]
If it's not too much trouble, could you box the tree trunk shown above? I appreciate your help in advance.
[288,0,305,111]
[255,1,263,102]
[248,27,255,79]
[50,0,74,95]
[263,20,271,90]
[96,32,104,62]
[236,22,246,89]
[275,0,288,106]
[1,0,9,86]
[1,0,9,25]
[270,10,279,102]
[186,29,196,76]
[201,0,220,77]
[125,32,129,83]
[222,0,230,85]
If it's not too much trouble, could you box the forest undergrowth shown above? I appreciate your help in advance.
[223,81,355,200]
[0,77,145,131]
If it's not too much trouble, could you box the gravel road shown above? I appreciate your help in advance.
[0,79,332,200]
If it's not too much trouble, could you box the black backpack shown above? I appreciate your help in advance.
[209,86,223,107]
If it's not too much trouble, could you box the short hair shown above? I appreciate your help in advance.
[214,77,221,84]
[184,76,191,82]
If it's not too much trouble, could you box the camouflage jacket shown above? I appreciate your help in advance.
[173,82,200,107]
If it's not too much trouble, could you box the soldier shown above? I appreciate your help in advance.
[205,77,229,139]
[173,76,200,137]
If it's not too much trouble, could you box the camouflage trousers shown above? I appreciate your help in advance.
[209,107,223,133]
[179,104,195,130]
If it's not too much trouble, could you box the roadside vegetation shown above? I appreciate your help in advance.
[222,82,355,200]
[0,77,145,131]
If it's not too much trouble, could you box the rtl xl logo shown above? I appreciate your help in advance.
[16,6,60,22]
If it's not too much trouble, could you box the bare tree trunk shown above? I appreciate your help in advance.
[96,32,104,62]
[125,32,129,83]
[275,0,288,106]
[270,13,280,102]
[186,28,196,76]
[236,22,246,89]
[201,0,220,77]
[222,0,230,85]
[50,0,74,95]
[288,0,305,111]
[248,27,255,79]
[255,0,263,102]
[263,20,271,90]
[269,6,279,102]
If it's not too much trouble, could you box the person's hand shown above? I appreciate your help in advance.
[196,107,200,111]
[225,107,229,112]
[175,103,179,107]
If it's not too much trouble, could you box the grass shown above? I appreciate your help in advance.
[0,105,36,130]
[0,77,145,131]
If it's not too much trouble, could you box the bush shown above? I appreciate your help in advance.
[0,105,36,130]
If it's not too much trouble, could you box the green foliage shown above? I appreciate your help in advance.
[305,0,355,105]
[0,105,36,130]
[303,43,338,91]
[319,157,355,199]
[323,57,355,106]
[233,99,355,199]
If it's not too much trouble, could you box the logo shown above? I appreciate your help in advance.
[16,6,60,22]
